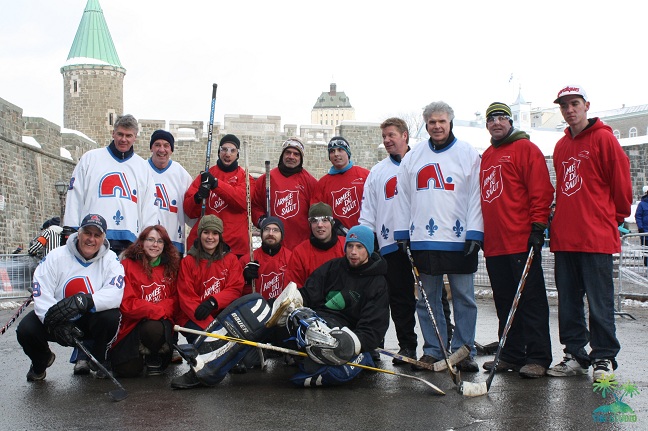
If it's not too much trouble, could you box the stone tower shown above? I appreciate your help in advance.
[61,0,125,147]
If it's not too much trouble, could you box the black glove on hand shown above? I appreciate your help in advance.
[201,171,218,190]
[397,239,410,253]
[194,296,217,321]
[49,323,84,347]
[44,293,94,327]
[527,226,546,253]
[257,215,268,229]
[243,261,260,283]
[463,240,482,256]
[332,219,349,237]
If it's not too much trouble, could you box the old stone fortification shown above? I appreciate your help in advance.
[3,94,648,252]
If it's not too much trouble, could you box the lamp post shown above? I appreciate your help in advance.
[54,181,67,223]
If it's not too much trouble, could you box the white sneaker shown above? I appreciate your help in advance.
[73,359,91,375]
[592,359,614,381]
[547,354,588,377]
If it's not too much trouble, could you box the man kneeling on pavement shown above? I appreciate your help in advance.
[171,225,390,388]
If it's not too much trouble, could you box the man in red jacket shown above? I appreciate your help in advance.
[479,102,554,379]
[184,134,254,258]
[312,137,369,234]
[239,216,292,301]
[546,85,632,381]
[252,137,317,250]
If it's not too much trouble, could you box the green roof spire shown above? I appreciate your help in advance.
[66,0,123,68]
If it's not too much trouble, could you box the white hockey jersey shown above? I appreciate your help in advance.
[359,155,402,255]
[32,233,125,323]
[64,147,158,244]
[393,138,483,251]
[148,159,196,254]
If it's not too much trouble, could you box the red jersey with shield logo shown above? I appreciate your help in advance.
[312,164,369,229]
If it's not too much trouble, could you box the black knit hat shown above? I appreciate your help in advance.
[219,134,240,149]
[150,130,175,152]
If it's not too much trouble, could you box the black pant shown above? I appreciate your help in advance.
[485,252,552,367]
[16,309,121,371]
[384,250,417,349]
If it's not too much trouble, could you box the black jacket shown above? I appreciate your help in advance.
[300,253,389,351]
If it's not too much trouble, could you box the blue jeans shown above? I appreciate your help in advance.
[417,273,477,359]
[554,252,620,364]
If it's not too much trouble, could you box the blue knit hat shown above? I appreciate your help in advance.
[327,136,351,159]
[345,225,374,255]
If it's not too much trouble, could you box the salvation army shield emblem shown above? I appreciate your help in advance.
[330,187,360,218]
[273,190,299,219]
[481,165,503,203]
[561,157,582,196]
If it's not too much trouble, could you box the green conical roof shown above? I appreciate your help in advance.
[65,0,123,68]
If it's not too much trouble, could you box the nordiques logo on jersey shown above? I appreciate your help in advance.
[384,175,397,200]
[331,187,360,218]
[481,165,503,203]
[99,172,138,203]
[64,276,94,298]
[561,157,582,196]
[416,163,455,191]
[154,183,179,213]
[274,190,299,218]
[141,282,167,303]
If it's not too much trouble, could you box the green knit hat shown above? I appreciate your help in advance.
[485,102,512,118]
[308,202,333,218]
[198,215,223,234]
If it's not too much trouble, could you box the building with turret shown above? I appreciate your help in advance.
[311,83,355,127]
[61,0,125,146]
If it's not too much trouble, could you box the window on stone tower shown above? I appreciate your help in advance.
[109,113,114,126]
[73,80,78,93]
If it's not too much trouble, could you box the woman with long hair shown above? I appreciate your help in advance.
[110,225,181,377]
[175,215,244,343]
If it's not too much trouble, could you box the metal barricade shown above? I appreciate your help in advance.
[0,254,37,300]
[618,233,648,313]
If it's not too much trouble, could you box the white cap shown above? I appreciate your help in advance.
[642,185,648,194]
[554,85,588,104]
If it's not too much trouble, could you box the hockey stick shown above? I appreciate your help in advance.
[201,83,218,217]
[264,161,271,216]
[461,248,535,397]
[73,338,127,402]
[243,140,255,294]
[174,325,445,395]
[0,295,33,335]
[376,344,470,372]
[405,245,463,388]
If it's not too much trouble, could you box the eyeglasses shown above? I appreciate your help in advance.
[219,147,238,154]
[263,227,281,234]
[486,115,511,124]
[145,237,165,245]
[309,216,333,224]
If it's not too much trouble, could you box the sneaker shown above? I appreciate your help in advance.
[88,360,110,379]
[547,354,588,377]
[145,356,165,376]
[392,347,417,366]
[73,359,91,375]
[592,359,614,381]
[456,356,479,372]
[26,352,56,382]
[482,359,522,373]
[170,369,203,389]
[411,354,440,371]
[519,363,547,379]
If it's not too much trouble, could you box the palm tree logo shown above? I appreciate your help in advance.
[592,374,639,423]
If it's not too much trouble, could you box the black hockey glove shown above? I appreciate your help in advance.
[201,171,218,190]
[194,296,218,321]
[332,218,349,237]
[49,323,84,347]
[463,240,482,257]
[397,239,410,253]
[527,225,546,253]
[243,261,260,283]
[44,293,94,327]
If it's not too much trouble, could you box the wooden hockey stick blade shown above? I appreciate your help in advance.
[174,325,445,395]
[376,344,470,372]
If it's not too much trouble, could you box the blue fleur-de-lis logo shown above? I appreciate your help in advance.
[426,218,438,237]
[113,210,124,226]
[453,220,464,238]
[410,223,415,236]
[380,224,389,240]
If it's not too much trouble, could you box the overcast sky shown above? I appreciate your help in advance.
[1,0,646,131]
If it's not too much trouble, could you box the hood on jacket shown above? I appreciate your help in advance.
[66,232,112,264]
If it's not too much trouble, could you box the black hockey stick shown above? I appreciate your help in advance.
[201,83,218,217]
[461,248,535,397]
[376,345,470,372]
[174,325,445,395]
[0,295,32,335]
[265,161,271,216]
[73,338,127,402]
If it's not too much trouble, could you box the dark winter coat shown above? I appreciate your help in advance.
[300,253,390,352]
[635,195,648,232]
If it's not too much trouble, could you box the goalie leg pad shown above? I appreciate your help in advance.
[189,294,271,386]
[289,352,374,387]
[306,326,361,366]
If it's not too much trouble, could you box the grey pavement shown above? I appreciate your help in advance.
[0,296,646,431]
